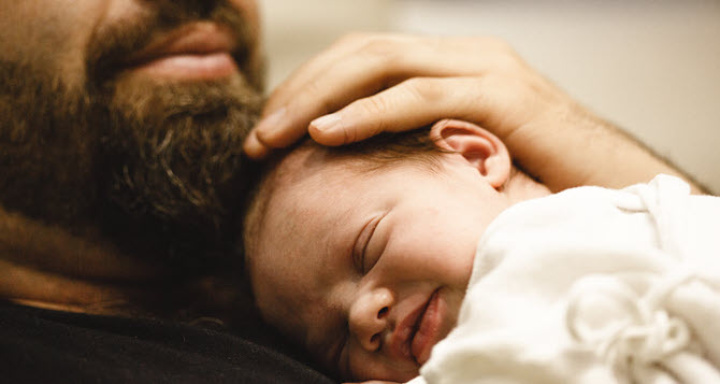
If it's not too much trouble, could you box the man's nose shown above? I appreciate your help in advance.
[348,288,393,352]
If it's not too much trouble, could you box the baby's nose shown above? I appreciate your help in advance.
[349,288,393,352]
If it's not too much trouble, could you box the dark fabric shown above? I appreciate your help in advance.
[0,302,335,384]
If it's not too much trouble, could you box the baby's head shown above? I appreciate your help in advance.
[243,119,548,382]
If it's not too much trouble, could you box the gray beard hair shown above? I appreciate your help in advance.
[0,61,264,271]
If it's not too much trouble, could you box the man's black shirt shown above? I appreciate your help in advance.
[0,302,335,383]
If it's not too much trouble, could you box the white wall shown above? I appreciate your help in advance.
[260,0,392,90]
[261,0,720,192]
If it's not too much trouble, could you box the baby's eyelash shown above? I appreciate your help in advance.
[353,220,373,273]
[360,233,371,274]
[360,214,386,273]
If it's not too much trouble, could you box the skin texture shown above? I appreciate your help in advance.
[245,121,552,382]
[244,33,708,195]
[0,0,263,315]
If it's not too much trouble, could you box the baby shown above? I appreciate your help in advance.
[242,119,720,384]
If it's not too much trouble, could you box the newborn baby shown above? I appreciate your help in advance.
[242,119,720,383]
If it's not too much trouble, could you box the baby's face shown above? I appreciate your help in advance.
[247,150,510,382]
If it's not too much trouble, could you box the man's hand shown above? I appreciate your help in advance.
[244,33,706,193]
[245,33,548,155]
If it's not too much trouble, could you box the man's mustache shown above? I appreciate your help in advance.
[86,0,255,87]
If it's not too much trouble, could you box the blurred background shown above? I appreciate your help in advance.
[260,0,720,193]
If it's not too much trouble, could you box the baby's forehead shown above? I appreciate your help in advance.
[245,145,362,253]
[246,140,441,257]
[267,145,369,196]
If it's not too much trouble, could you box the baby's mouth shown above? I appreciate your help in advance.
[409,288,444,365]
[389,288,445,366]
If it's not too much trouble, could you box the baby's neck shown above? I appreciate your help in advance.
[503,168,553,206]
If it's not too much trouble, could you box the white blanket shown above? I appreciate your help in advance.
[412,175,720,384]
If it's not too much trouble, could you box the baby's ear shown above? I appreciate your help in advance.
[430,119,511,189]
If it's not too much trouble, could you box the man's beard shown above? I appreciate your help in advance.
[99,75,263,272]
[0,0,264,272]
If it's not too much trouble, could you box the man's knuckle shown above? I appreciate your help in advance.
[357,34,410,60]
[402,77,443,103]
[477,73,512,91]
[302,80,336,113]
[361,95,392,116]
[480,36,513,52]
[466,36,525,73]
[361,38,394,58]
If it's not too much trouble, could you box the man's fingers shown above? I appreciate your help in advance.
[253,69,382,151]
[262,32,377,115]
[246,72,549,159]
[248,36,522,153]
[307,74,555,147]
[244,34,536,158]
[263,33,433,116]
[308,77,478,146]
[243,129,272,159]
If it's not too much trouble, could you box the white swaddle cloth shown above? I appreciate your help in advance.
[413,175,720,384]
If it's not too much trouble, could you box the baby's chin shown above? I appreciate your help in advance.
[363,367,420,384]
[348,357,420,384]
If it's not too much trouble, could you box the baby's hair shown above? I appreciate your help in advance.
[321,125,445,170]
[240,126,445,273]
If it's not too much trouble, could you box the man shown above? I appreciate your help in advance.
[1,1,333,382]
[0,1,707,384]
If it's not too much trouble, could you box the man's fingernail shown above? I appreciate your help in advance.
[311,113,344,133]
[243,132,270,159]
[257,107,287,134]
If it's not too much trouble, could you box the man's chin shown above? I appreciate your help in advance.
[106,67,260,123]
[96,70,263,267]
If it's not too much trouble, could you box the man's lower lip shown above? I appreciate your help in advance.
[131,52,238,81]
[411,289,444,365]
